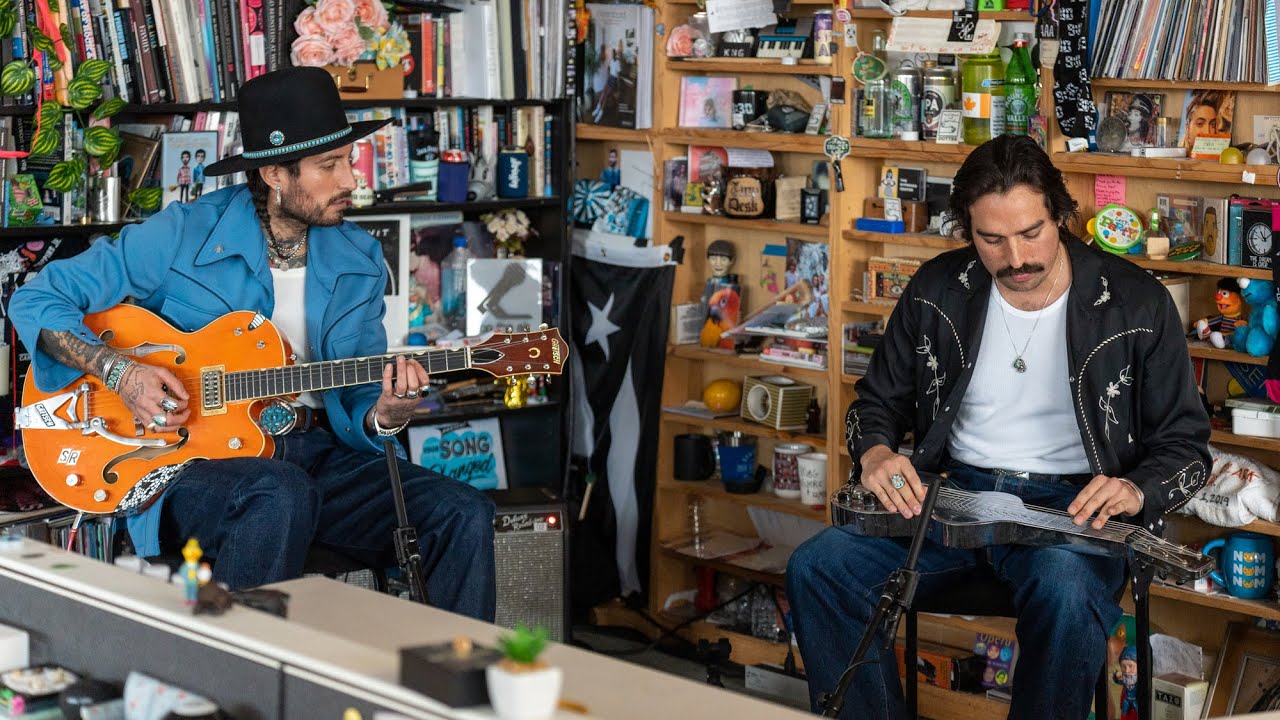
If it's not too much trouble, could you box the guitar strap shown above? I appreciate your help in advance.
[115,461,197,517]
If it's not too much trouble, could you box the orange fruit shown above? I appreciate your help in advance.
[702,379,742,412]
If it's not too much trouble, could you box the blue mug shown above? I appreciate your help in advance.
[1204,532,1274,599]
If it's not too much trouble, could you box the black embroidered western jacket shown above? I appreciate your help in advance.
[846,236,1211,533]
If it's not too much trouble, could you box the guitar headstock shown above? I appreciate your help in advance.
[469,327,569,378]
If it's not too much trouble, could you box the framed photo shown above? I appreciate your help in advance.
[1103,91,1163,150]
[1179,89,1236,155]
[1208,623,1280,716]
[116,132,161,192]
[406,417,508,490]
[158,131,217,208]
[348,214,412,347]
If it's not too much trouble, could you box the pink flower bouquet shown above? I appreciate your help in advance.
[291,0,411,70]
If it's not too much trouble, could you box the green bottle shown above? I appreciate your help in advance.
[1004,32,1037,136]
[961,50,1005,145]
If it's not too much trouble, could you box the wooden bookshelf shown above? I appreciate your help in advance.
[842,302,896,317]
[1151,584,1280,622]
[1051,151,1280,185]
[1209,430,1280,452]
[1126,256,1272,280]
[656,547,788,588]
[665,58,838,76]
[0,97,562,117]
[1090,78,1280,93]
[846,8,1032,20]
[661,412,826,447]
[843,229,966,250]
[663,211,829,237]
[1185,342,1267,366]
[669,345,828,384]
[848,138,975,163]
[661,129,827,154]
[658,478,828,523]
[575,124,654,143]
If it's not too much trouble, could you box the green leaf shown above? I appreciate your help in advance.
[98,142,120,167]
[58,22,73,56]
[0,8,16,38]
[76,58,112,84]
[44,158,83,192]
[129,186,162,212]
[30,126,59,156]
[37,99,62,126]
[67,77,101,109]
[358,24,374,42]
[47,54,62,72]
[44,0,57,14]
[0,60,34,96]
[83,125,119,158]
[29,25,54,55]
[92,96,126,120]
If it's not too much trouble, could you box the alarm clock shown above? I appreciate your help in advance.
[1087,204,1145,254]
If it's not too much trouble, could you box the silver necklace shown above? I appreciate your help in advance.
[269,232,307,268]
[997,250,1063,373]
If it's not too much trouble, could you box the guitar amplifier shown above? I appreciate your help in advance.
[487,488,569,642]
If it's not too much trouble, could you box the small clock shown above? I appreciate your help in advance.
[1088,204,1145,254]
[1246,221,1273,257]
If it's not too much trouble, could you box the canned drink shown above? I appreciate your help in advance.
[813,11,833,65]
[921,61,957,141]
[890,63,921,139]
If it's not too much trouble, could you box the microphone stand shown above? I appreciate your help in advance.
[819,475,945,718]
[384,439,429,605]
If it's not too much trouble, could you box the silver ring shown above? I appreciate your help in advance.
[393,392,407,399]
[160,397,178,412]
[419,385,430,394]
[890,473,906,490]
[405,389,419,399]
[151,413,167,427]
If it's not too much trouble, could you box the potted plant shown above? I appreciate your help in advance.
[485,625,562,720]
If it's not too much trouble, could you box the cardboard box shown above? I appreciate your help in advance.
[893,641,968,690]
[1152,673,1207,720]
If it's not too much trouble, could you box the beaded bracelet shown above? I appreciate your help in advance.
[104,357,136,392]
[370,408,410,437]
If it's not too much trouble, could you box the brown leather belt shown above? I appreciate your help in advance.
[293,405,329,432]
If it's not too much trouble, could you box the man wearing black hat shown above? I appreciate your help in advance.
[9,67,496,619]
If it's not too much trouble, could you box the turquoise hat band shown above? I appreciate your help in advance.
[241,126,354,160]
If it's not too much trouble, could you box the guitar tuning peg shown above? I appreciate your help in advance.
[539,323,548,331]
[505,325,514,333]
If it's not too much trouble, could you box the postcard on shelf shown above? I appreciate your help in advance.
[159,131,218,209]
[662,400,739,420]
[671,302,707,345]
[663,158,688,212]
[465,259,543,336]
[349,215,413,345]
[788,237,829,319]
[678,76,737,129]
[1103,91,1164,150]
[1178,89,1235,156]
[688,145,729,184]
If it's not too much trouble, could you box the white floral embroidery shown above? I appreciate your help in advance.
[958,260,976,290]
[846,407,861,442]
[916,335,945,419]
[1075,329,1154,470]
[1093,276,1111,306]
[1098,365,1134,439]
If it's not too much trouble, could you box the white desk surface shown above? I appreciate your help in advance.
[0,540,810,719]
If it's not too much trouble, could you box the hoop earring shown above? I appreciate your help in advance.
[275,186,282,206]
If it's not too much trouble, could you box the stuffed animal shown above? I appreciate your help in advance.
[1232,278,1278,357]
[1195,278,1247,349]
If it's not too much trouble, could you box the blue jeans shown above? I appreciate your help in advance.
[786,464,1126,720]
[155,426,497,621]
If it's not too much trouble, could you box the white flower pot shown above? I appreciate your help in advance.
[485,664,563,720]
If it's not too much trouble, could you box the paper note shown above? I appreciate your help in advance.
[886,17,998,54]
[725,147,775,168]
[1094,175,1126,207]
[704,0,776,34]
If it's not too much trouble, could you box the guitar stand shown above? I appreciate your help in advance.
[384,439,429,606]
[819,475,946,718]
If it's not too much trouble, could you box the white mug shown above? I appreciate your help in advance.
[798,452,828,507]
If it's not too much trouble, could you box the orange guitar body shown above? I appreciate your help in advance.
[20,305,290,514]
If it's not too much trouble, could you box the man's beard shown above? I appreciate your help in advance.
[280,185,351,228]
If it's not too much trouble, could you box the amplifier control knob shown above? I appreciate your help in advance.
[228,438,243,450]
[93,489,108,503]
[65,474,80,486]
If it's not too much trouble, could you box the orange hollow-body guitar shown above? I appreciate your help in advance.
[17,304,568,514]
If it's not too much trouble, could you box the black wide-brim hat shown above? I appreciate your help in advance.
[204,66,392,177]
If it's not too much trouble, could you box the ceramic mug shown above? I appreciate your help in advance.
[1204,531,1274,599]
[798,452,828,507]
[772,442,811,499]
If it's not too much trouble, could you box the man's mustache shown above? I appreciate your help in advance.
[997,263,1045,278]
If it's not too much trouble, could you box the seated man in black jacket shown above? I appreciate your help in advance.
[787,135,1210,719]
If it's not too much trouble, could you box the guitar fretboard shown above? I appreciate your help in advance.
[222,349,472,402]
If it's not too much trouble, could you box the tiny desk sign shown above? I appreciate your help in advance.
[408,418,509,490]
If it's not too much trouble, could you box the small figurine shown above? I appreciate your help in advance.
[1232,278,1278,357]
[181,537,203,606]
[1111,645,1139,720]
[700,240,742,349]
[351,175,375,208]
[1195,278,1246,349]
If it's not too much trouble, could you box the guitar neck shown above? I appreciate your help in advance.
[222,348,473,402]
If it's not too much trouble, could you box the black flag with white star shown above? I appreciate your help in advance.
[570,231,676,600]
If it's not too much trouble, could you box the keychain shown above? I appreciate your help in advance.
[823,135,851,192]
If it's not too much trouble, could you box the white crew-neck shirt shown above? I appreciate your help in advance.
[947,282,1090,474]
[270,266,322,409]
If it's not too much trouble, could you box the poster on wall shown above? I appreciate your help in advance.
[349,214,411,346]
[407,418,508,490]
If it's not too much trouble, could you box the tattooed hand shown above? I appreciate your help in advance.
[118,362,190,433]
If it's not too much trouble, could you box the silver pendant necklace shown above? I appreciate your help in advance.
[998,250,1064,373]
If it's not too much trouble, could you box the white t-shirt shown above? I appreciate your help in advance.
[270,266,322,409]
[947,283,1090,474]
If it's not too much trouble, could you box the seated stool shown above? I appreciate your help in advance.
[904,568,1151,720]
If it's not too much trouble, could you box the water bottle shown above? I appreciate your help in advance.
[858,31,894,139]
[441,236,470,332]
[961,50,1005,145]
[1004,32,1037,136]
